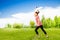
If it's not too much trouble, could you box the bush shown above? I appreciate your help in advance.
[30,20,35,28]
[6,24,11,28]
[13,23,23,28]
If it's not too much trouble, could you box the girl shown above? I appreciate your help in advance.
[34,10,48,38]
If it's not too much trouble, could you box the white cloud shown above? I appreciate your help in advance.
[37,6,60,19]
[12,12,35,25]
[0,6,60,28]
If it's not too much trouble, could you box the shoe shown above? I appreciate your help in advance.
[45,35,48,38]
[36,35,40,38]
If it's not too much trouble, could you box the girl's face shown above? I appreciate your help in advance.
[34,13,38,17]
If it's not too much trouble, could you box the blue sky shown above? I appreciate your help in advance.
[0,0,60,18]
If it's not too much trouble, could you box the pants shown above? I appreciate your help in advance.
[35,25,47,35]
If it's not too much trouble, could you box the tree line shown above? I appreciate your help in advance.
[6,16,60,28]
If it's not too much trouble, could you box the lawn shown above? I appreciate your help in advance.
[0,28,60,40]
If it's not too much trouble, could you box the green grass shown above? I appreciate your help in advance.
[0,28,60,40]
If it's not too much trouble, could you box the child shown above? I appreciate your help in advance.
[34,10,48,38]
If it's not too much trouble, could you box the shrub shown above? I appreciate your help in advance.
[30,20,35,28]
[6,24,11,28]
[13,23,23,28]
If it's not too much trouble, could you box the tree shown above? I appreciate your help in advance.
[41,15,47,28]
[7,24,11,28]
[41,15,55,28]
[46,18,53,28]
[54,16,59,28]
[13,23,23,28]
[30,20,35,28]
[58,16,60,28]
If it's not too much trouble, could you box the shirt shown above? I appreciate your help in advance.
[35,16,42,26]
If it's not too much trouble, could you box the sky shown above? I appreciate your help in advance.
[0,0,60,28]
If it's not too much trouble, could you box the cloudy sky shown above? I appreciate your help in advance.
[0,0,60,28]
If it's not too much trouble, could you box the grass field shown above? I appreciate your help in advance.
[0,28,60,40]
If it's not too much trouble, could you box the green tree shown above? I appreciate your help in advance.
[30,20,35,28]
[41,15,54,28]
[54,16,59,28]
[7,24,11,28]
[41,15,48,28]
[13,23,23,28]
[46,18,53,28]
[51,20,56,28]
[58,16,60,28]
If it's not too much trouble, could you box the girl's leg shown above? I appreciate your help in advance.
[40,25,48,38]
[40,25,47,35]
[35,26,39,35]
[33,26,40,40]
